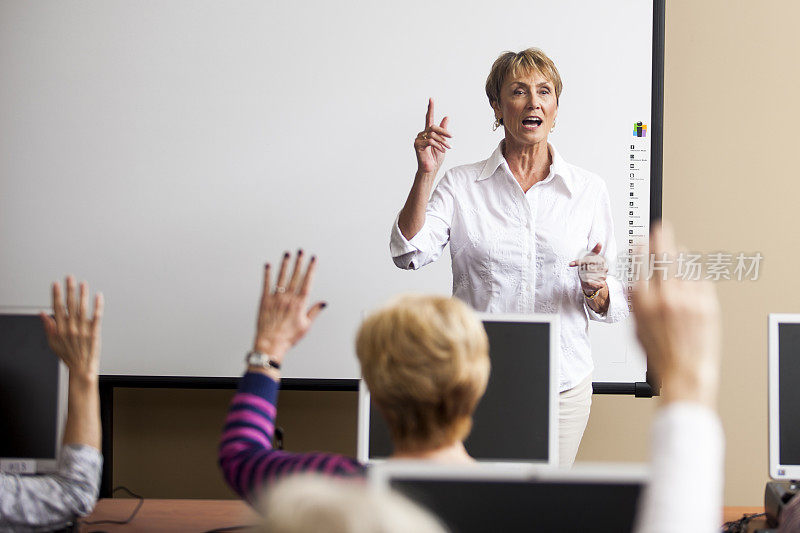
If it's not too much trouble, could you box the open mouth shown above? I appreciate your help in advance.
[522,116,543,129]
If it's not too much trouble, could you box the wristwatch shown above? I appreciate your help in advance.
[246,350,281,370]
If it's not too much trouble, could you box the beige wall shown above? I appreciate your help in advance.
[113,0,800,506]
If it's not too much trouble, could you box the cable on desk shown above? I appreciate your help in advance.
[722,512,766,533]
[81,486,144,527]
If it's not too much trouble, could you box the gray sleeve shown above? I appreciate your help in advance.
[0,444,103,531]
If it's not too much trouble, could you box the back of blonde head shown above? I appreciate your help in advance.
[260,475,445,533]
[356,295,490,452]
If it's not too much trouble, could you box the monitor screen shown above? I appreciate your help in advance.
[779,322,800,466]
[389,477,643,533]
[0,314,61,460]
[368,319,553,462]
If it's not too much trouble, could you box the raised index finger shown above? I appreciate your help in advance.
[425,98,434,128]
[648,223,665,291]
[657,221,679,286]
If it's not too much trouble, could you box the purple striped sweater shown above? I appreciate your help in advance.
[218,372,365,500]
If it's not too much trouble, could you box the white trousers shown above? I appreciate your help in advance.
[558,374,592,468]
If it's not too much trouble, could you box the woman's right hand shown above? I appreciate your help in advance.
[414,98,452,175]
[253,250,327,365]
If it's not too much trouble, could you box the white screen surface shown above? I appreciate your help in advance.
[0,1,654,380]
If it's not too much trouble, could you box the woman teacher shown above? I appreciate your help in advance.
[390,48,629,466]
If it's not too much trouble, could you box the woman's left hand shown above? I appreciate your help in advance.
[569,243,608,296]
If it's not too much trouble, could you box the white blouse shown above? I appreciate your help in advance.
[390,142,628,391]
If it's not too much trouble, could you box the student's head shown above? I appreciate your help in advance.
[356,295,490,453]
[260,475,445,533]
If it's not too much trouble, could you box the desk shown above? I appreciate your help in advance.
[723,507,770,532]
[80,500,771,532]
[78,499,259,532]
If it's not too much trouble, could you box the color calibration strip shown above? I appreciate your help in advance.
[626,121,651,311]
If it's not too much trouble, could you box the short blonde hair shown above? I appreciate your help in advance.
[260,475,446,533]
[356,295,490,452]
[485,47,563,108]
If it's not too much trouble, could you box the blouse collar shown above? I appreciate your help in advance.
[476,141,575,196]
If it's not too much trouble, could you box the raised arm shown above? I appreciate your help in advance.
[397,98,452,240]
[0,277,104,529]
[391,99,456,270]
[632,223,724,533]
[44,278,104,451]
[218,252,363,502]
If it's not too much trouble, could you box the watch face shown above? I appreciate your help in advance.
[247,352,266,366]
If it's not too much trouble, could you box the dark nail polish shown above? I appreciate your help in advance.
[321,302,328,308]
[298,248,303,255]
[284,252,290,258]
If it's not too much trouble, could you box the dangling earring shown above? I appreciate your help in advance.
[550,120,556,133]
[493,118,502,131]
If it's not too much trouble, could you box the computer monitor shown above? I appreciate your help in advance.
[769,314,800,480]
[369,462,648,533]
[0,309,68,474]
[357,314,559,465]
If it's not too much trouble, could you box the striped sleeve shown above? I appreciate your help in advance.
[218,371,365,501]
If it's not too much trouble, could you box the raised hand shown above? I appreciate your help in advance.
[40,276,104,381]
[632,223,721,408]
[253,250,326,364]
[414,98,452,175]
